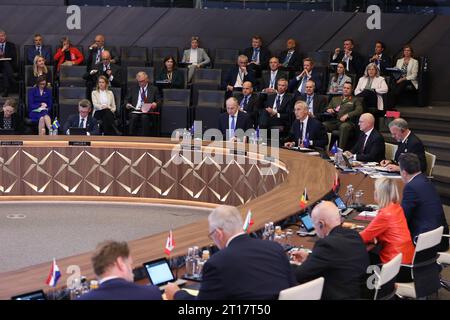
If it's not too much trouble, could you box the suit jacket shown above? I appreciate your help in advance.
[402,173,449,251]
[218,111,253,139]
[393,132,427,173]
[295,226,370,300]
[26,45,51,65]
[125,84,162,112]
[297,94,328,117]
[54,46,84,71]
[0,41,17,67]
[354,76,388,110]
[288,69,322,94]
[332,51,364,77]
[350,129,385,162]
[181,48,210,67]
[368,53,392,76]
[396,58,419,89]
[286,117,328,148]
[155,68,184,89]
[77,278,161,300]
[263,93,294,127]
[86,46,119,71]
[222,65,256,89]
[242,47,271,70]
[91,89,117,114]
[63,114,99,135]
[0,111,24,134]
[175,234,296,300]
[28,86,53,122]
[327,95,363,120]
[84,62,122,88]
[279,49,302,70]
[260,69,288,91]
[235,92,260,125]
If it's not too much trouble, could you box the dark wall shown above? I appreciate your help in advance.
[0,5,449,102]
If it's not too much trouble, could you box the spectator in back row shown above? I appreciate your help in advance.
[354,63,388,112]
[368,41,392,76]
[92,76,120,136]
[26,33,51,65]
[297,80,328,118]
[181,36,211,83]
[28,76,52,135]
[242,35,271,78]
[0,29,17,97]
[222,55,255,97]
[85,50,122,93]
[260,57,285,94]
[331,38,364,77]
[391,44,419,107]
[289,57,322,98]
[86,34,119,72]
[327,62,351,95]
[155,56,184,89]
[54,36,84,72]
[279,38,302,72]
[28,55,52,87]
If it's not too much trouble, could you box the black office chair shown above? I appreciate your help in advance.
[213,48,239,73]
[160,89,190,136]
[59,65,86,87]
[120,46,148,67]
[191,69,222,105]
[57,87,87,129]
[193,90,225,133]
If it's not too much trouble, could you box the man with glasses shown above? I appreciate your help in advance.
[84,50,122,92]
[26,33,51,65]
[165,205,296,300]
[87,34,119,72]
[222,55,256,98]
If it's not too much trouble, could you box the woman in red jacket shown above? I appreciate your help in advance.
[54,36,84,71]
[360,177,415,265]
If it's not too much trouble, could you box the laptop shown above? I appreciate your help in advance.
[69,127,87,135]
[11,289,47,300]
[143,258,187,291]
[334,196,353,217]
[0,128,15,135]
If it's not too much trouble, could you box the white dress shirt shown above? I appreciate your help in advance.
[136,85,148,110]
[189,48,198,65]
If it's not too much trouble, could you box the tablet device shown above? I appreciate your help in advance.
[300,213,315,232]
[143,258,186,290]
[334,196,347,210]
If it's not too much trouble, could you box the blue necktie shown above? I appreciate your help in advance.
[299,78,306,94]
[307,95,311,106]
[275,95,281,110]
[241,96,248,110]
[79,118,85,128]
[283,51,292,66]
[230,115,236,139]
[0,44,4,55]
[252,48,259,62]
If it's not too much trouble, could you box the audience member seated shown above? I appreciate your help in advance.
[54,36,84,72]
[323,82,363,149]
[380,118,426,173]
[360,177,415,266]
[92,76,120,136]
[279,38,302,73]
[288,57,322,97]
[291,201,369,299]
[241,35,271,78]
[391,44,419,107]
[222,55,256,96]
[26,33,51,65]
[399,153,449,252]
[236,81,260,126]
[86,34,119,72]
[260,57,284,94]
[355,63,388,114]
[368,41,392,76]
[0,99,23,134]
[331,38,364,77]
[85,50,122,93]
[0,29,17,97]
[344,113,385,163]
[297,80,327,118]
[28,76,53,135]
[181,36,211,83]
[78,241,162,300]
[155,56,184,89]
[284,100,328,149]
[63,99,99,135]
[125,71,162,137]
[218,97,253,141]
[28,55,52,87]
[165,205,296,300]
[327,62,351,95]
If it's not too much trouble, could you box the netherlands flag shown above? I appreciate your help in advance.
[45,258,61,287]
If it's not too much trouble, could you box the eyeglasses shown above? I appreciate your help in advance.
[208,229,217,239]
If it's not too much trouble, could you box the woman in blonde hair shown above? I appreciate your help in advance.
[27,55,52,87]
[360,177,415,265]
[91,75,119,135]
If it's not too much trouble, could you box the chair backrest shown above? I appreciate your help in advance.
[196,90,225,108]
[110,87,122,111]
[121,46,148,63]
[278,277,324,300]
[59,65,86,78]
[425,151,436,177]
[326,132,332,151]
[192,68,222,84]
[374,253,402,300]
[163,89,190,106]
[58,87,87,101]
[152,47,179,65]
[307,51,331,67]
[415,226,444,253]
[213,48,239,65]
[385,142,398,161]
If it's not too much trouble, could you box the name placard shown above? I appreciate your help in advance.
[69,141,91,146]
[181,144,201,151]
[1,141,23,146]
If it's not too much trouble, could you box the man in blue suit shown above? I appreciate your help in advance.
[26,34,51,65]
[63,99,99,135]
[165,205,296,300]
[399,153,449,252]
[218,97,253,141]
[288,57,322,95]
[78,241,162,300]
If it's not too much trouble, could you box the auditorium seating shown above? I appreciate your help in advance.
[373,253,403,300]
[213,48,239,73]
[160,88,190,135]
[193,90,225,133]
[425,151,437,178]
[152,47,179,75]
[191,69,222,105]
[59,65,86,87]
[120,46,148,67]
[57,87,88,127]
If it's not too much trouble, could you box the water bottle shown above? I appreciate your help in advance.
[48,127,54,136]
[185,247,194,276]
[192,246,200,278]
[196,250,210,278]
[345,184,354,207]
[262,223,270,240]
[268,222,275,241]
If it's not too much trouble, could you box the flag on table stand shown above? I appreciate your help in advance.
[300,188,309,209]
[332,172,340,193]
[303,133,310,148]
[164,230,175,256]
[330,141,338,155]
[243,210,254,233]
[51,118,60,130]
[45,258,61,287]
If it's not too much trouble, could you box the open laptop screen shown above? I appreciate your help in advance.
[143,258,175,286]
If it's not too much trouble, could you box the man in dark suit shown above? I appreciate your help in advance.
[84,50,122,92]
[222,55,256,97]
[86,34,119,72]
[0,30,17,97]
[368,41,392,76]
[344,113,385,162]
[296,80,328,117]
[279,38,302,74]
[234,81,260,126]
[26,33,51,65]
[78,241,162,300]
[381,118,427,173]
[260,57,287,94]
[399,153,449,252]
[125,71,162,136]
[63,99,99,135]
[331,39,364,77]
[288,58,322,95]
[218,97,253,141]
[242,35,271,78]
[291,201,370,300]
[165,205,296,300]
[284,100,328,149]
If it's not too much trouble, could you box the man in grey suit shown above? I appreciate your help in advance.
[181,36,211,83]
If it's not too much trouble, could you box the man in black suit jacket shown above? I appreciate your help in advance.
[63,99,99,135]
[331,39,364,77]
[242,35,271,77]
[86,34,119,72]
[399,153,449,252]
[218,97,253,141]
[284,100,328,149]
[233,81,260,126]
[381,118,427,173]
[84,50,122,91]
[222,55,256,96]
[165,205,296,300]
[125,71,162,136]
[296,80,328,117]
[26,33,51,65]
[291,201,370,300]
[260,57,288,94]
[368,41,392,76]
[78,241,162,300]
[0,30,17,97]
[279,38,302,73]
[288,58,322,95]
[259,78,294,131]
[344,113,385,162]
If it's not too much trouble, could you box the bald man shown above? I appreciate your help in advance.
[344,113,385,163]
[87,34,119,71]
[85,50,122,89]
[291,201,369,299]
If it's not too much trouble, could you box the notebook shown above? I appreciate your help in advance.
[143,258,187,291]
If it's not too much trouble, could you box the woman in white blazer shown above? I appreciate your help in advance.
[91,75,119,135]
[181,36,211,83]
[392,44,419,105]
[355,63,388,111]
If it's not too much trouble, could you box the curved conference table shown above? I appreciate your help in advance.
[0,135,341,299]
